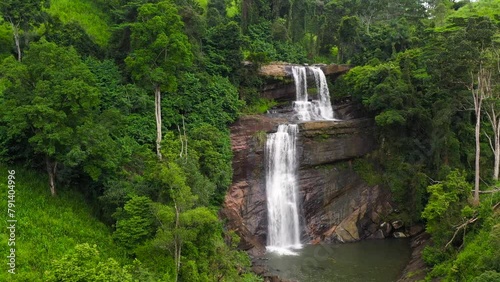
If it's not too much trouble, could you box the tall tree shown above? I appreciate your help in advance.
[0,0,48,61]
[338,15,361,63]
[0,40,99,195]
[125,1,192,160]
[483,49,500,181]
[470,65,486,206]
[430,15,498,204]
[204,21,244,78]
[464,16,497,205]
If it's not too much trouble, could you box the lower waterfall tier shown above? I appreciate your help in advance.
[220,115,392,256]
[265,124,301,253]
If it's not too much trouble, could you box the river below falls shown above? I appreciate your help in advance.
[263,238,411,282]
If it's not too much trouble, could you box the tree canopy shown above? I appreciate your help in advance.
[0,0,500,281]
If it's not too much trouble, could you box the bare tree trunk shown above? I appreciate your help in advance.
[359,13,373,35]
[474,103,481,206]
[45,156,57,196]
[472,70,484,206]
[287,0,294,41]
[177,241,181,282]
[177,116,188,162]
[182,116,187,160]
[486,105,500,181]
[241,0,251,30]
[9,20,21,62]
[174,202,180,282]
[154,85,162,160]
[489,52,500,181]
[471,65,493,205]
[495,134,500,181]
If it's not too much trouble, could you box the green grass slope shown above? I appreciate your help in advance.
[0,165,128,281]
[451,0,500,23]
[48,0,111,46]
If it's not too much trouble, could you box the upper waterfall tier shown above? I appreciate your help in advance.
[265,124,302,255]
[291,66,335,121]
[259,63,350,78]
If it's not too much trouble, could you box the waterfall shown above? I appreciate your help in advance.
[292,66,335,121]
[311,67,335,120]
[291,66,312,121]
[266,124,302,255]
[265,66,336,255]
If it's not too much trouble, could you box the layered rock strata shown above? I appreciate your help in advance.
[259,63,350,78]
[220,115,393,255]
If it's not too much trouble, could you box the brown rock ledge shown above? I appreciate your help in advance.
[259,63,351,78]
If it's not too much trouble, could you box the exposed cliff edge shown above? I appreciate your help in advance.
[220,114,398,256]
[258,63,350,102]
[220,115,284,256]
[221,62,424,281]
[259,63,350,78]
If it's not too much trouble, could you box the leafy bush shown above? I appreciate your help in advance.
[113,196,156,251]
[45,243,134,282]
[472,271,500,282]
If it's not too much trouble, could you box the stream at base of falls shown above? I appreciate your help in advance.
[263,238,411,282]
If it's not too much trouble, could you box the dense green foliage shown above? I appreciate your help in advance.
[0,0,258,280]
[336,1,500,280]
[1,0,500,281]
[0,166,129,281]
[47,0,112,47]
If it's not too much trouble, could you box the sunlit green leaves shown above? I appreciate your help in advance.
[422,170,470,240]
[126,1,192,91]
[45,243,134,282]
[113,196,156,251]
[1,40,97,160]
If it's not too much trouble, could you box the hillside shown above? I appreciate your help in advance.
[47,0,111,47]
[0,165,129,281]
[0,0,499,281]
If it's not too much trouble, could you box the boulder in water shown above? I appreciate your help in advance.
[394,232,408,238]
[392,220,404,230]
[380,222,393,237]
[369,229,386,239]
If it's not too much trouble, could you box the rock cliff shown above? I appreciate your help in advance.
[220,62,398,257]
[220,115,284,256]
[259,63,350,78]
[220,114,396,255]
[258,63,350,102]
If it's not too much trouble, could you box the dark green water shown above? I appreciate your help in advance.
[264,239,411,282]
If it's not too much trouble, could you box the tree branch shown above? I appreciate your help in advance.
[445,216,479,249]
[472,188,500,194]
[446,200,500,249]
[484,130,495,153]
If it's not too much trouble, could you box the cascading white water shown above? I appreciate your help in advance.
[291,66,313,121]
[266,66,336,256]
[311,66,335,120]
[266,124,302,255]
[292,66,335,121]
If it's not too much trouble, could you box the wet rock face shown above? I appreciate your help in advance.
[298,119,376,166]
[220,115,287,256]
[299,166,393,243]
[333,101,369,120]
[260,80,296,102]
[296,118,392,243]
[220,113,390,254]
[397,230,430,282]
